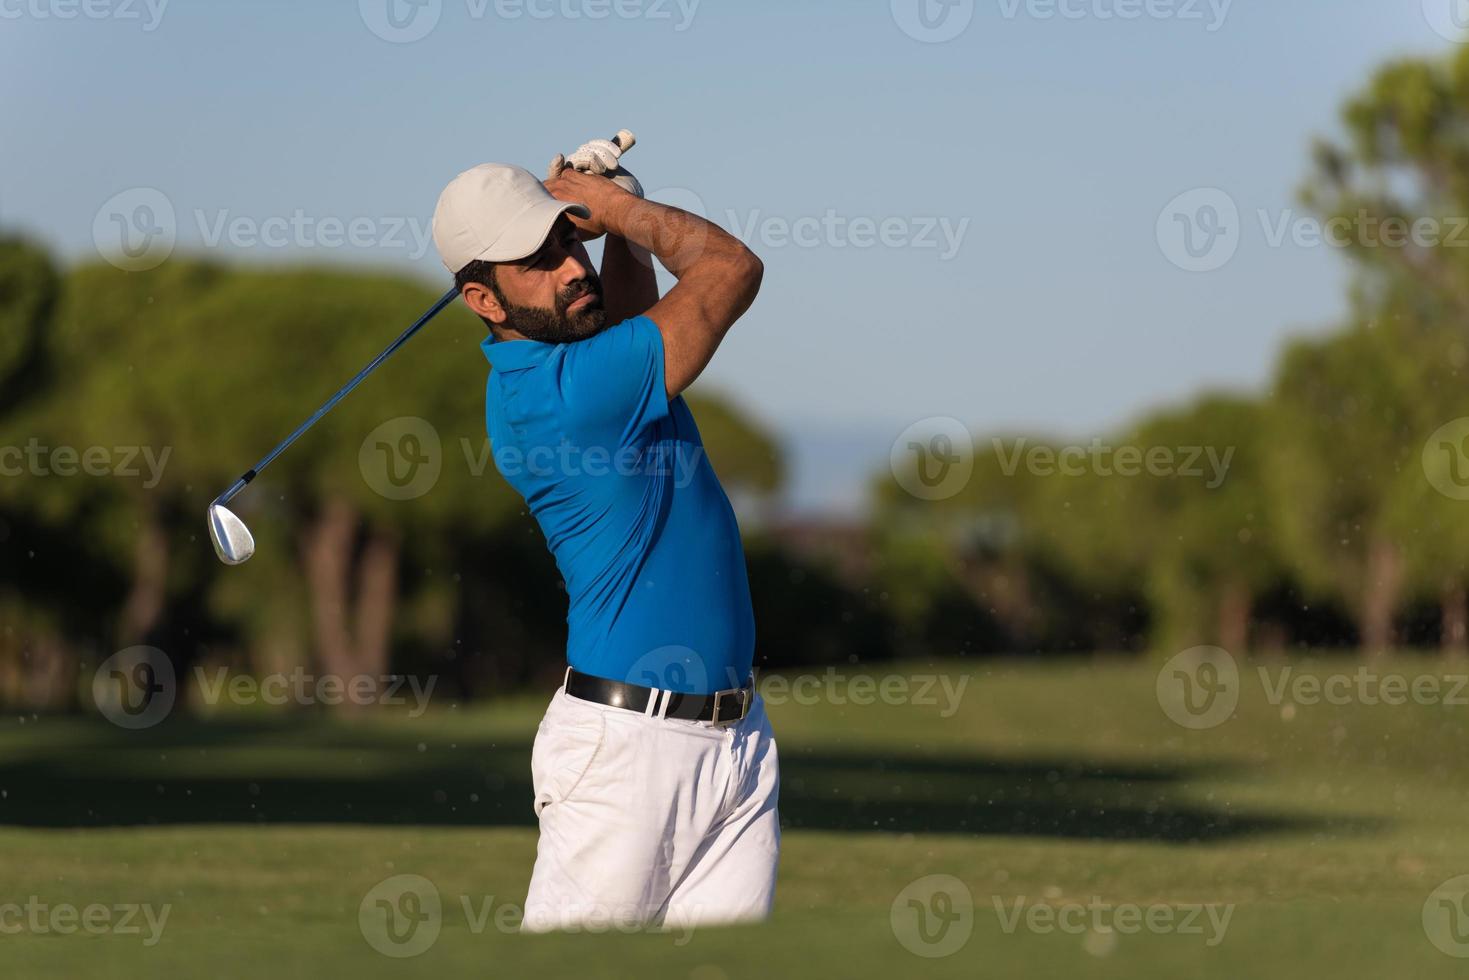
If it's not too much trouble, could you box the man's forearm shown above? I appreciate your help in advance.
[600,195,752,280]
[600,233,660,325]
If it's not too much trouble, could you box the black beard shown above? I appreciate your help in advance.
[501,276,607,344]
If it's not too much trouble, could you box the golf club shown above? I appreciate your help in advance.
[208,130,638,566]
[207,285,459,565]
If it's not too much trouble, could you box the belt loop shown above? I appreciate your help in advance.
[563,666,572,690]
[644,688,662,718]
[657,688,673,720]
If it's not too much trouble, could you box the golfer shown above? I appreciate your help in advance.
[431,137,776,934]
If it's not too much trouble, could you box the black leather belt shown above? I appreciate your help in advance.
[565,668,754,725]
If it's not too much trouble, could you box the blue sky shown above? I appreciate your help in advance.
[0,0,1458,512]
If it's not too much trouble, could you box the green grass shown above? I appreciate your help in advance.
[3,655,1469,978]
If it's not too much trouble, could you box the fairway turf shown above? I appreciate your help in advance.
[2,655,1467,978]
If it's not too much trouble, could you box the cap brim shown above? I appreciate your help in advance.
[472,199,592,265]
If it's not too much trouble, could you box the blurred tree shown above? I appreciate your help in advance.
[1124,395,1279,653]
[1266,324,1419,657]
[1304,48,1469,652]
[0,236,58,415]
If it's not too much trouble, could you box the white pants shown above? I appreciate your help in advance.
[521,684,781,933]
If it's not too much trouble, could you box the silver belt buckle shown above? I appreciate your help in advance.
[711,685,751,726]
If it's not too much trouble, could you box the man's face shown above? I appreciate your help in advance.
[479,217,605,343]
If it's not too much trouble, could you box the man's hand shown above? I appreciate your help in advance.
[550,137,645,199]
[544,166,636,242]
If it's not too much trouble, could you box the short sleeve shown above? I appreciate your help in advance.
[558,316,671,447]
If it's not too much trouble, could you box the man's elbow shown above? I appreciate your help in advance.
[733,246,764,303]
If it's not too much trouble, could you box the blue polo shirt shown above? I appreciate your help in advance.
[481,316,755,695]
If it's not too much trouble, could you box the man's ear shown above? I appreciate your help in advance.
[462,281,506,325]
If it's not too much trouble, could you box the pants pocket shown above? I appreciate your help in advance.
[531,698,608,817]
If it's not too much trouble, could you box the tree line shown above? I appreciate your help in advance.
[4,48,1469,712]
[880,47,1469,660]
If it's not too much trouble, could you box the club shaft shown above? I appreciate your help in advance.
[212,286,459,508]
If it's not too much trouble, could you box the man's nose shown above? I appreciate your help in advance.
[558,253,589,284]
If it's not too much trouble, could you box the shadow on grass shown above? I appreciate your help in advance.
[0,714,1379,843]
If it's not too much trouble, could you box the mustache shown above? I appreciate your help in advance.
[557,277,602,311]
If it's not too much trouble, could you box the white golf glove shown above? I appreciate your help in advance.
[549,134,645,199]
[567,138,624,175]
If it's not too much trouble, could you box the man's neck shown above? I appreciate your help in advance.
[489,325,531,343]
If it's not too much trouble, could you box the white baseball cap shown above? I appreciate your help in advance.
[432,163,591,274]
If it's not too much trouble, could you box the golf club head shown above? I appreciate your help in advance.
[208,504,255,565]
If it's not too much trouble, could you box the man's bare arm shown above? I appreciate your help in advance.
[599,234,660,327]
[547,169,763,399]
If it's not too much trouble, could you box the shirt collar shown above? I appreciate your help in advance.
[481,333,551,372]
